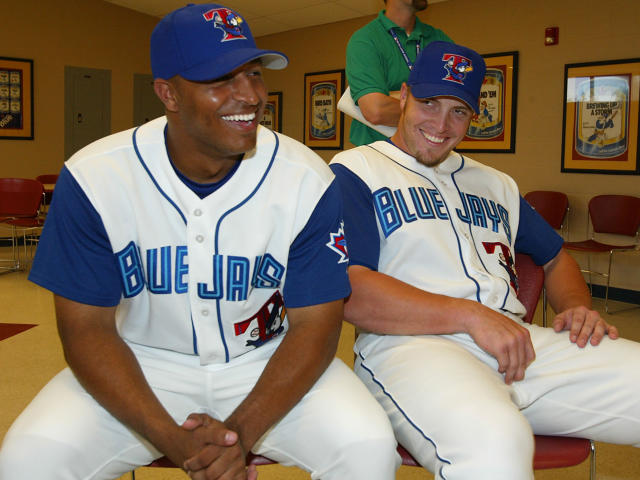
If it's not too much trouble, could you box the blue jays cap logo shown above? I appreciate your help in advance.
[203,7,247,41]
[442,53,474,84]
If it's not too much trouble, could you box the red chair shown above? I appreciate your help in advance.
[0,178,45,272]
[563,195,640,314]
[524,190,570,326]
[133,254,595,479]
[35,173,59,207]
[524,190,570,236]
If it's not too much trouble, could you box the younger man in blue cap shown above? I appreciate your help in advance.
[0,4,398,479]
[331,41,640,479]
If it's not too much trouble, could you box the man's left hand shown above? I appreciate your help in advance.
[552,305,619,347]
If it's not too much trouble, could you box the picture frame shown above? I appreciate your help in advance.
[561,58,640,175]
[303,69,345,150]
[260,91,282,133]
[0,56,34,140]
[455,51,518,154]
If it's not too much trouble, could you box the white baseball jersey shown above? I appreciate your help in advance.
[30,117,350,364]
[330,140,562,319]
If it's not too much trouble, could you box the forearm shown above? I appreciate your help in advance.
[55,297,184,460]
[358,92,402,126]
[224,301,343,452]
[543,249,592,312]
[344,265,484,335]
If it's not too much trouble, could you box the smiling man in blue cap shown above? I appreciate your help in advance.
[331,41,640,479]
[0,4,399,479]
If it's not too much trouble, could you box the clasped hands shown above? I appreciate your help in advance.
[174,413,258,480]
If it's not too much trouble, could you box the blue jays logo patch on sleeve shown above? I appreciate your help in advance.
[442,54,474,84]
[203,8,247,41]
[326,221,349,264]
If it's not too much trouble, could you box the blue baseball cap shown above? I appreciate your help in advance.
[407,41,486,114]
[151,3,288,81]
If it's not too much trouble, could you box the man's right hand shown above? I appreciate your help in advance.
[464,303,536,384]
[172,413,257,480]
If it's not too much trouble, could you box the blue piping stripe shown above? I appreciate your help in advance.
[215,130,281,363]
[369,147,482,302]
[447,155,483,303]
[133,125,199,353]
[132,126,187,225]
[358,351,451,479]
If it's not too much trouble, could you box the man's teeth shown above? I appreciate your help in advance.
[422,132,445,144]
[222,113,256,122]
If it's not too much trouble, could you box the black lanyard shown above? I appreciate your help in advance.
[389,28,421,70]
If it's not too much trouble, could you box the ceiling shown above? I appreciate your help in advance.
[103,0,447,37]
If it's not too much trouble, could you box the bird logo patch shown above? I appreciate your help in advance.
[326,221,348,264]
[442,54,474,84]
[203,8,247,41]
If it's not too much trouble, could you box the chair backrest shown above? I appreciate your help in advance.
[514,252,544,325]
[588,194,640,237]
[35,174,59,184]
[524,190,569,230]
[0,178,44,217]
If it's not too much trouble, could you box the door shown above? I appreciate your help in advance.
[64,66,111,159]
[133,73,165,126]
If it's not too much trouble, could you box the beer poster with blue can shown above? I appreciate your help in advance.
[303,70,344,150]
[562,58,640,175]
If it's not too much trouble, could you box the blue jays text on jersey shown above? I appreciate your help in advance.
[372,185,511,243]
[330,140,525,318]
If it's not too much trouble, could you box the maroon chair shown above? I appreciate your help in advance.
[35,173,59,206]
[563,194,640,313]
[524,190,570,326]
[0,178,45,272]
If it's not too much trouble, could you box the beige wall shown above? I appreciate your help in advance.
[2,0,639,291]
[259,0,640,292]
[1,0,157,179]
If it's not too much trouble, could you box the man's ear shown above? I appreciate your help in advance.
[154,79,179,112]
[399,83,409,109]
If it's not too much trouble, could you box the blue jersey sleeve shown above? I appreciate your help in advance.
[282,179,351,308]
[514,196,564,265]
[329,163,380,270]
[28,166,123,306]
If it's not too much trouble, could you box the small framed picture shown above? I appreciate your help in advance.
[303,69,345,150]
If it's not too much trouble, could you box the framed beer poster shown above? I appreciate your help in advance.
[260,91,282,133]
[0,56,33,140]
[456,51,518,153]
[561,58,640,175]
[303,69,344,150]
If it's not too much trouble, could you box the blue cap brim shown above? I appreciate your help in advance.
[180,49,288,82]
[409,82,480,114]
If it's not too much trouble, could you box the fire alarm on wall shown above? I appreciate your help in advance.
[545,27,559,46]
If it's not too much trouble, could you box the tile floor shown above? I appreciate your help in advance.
[1,264,639,479]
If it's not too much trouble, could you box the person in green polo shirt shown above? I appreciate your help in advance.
[346,0,452,146]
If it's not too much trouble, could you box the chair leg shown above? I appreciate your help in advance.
[542,287,548,327]
[604,250,613,314]
[589,440,596,480]
[603,251,640,315]
[586,254,593,295]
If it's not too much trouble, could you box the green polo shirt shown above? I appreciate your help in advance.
[346,10,452,146]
